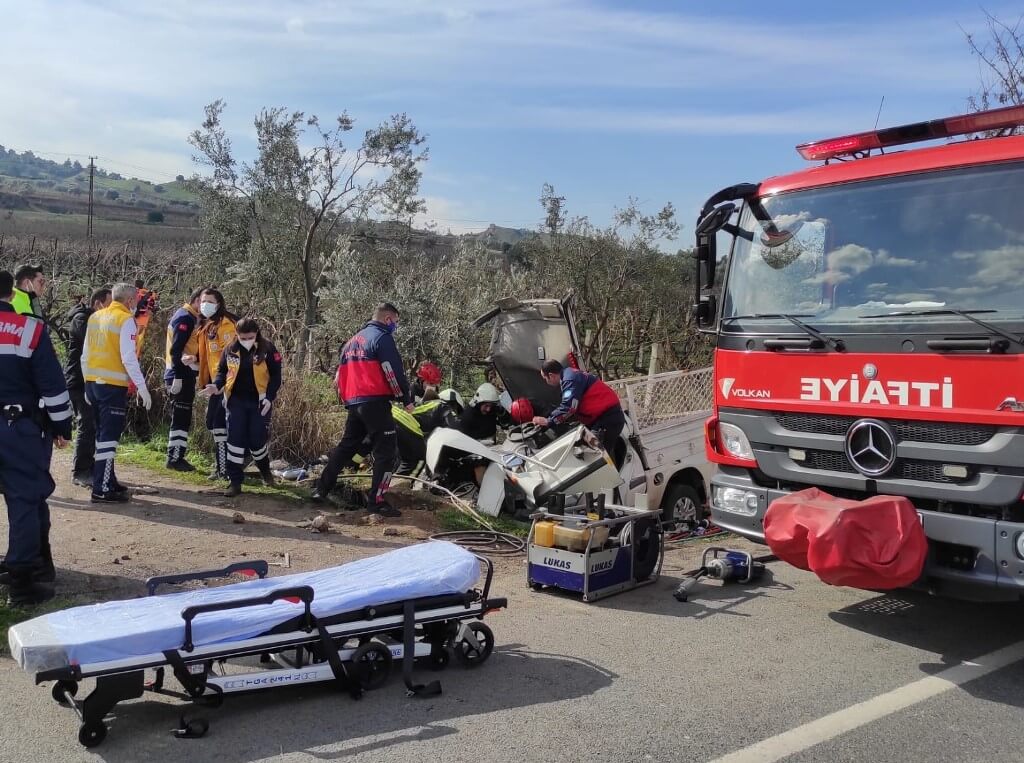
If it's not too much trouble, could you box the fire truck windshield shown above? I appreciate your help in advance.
[721,161,1024,326]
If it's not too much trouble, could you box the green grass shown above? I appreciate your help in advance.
[0,597,74,656]
[436,509,530,538]
[119,434,308,503]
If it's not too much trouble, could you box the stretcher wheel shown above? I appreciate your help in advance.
[352,642,392,689]
[79,721,107,748]
[194,685,224,708]
[429,646,450,670]
[51,679,77,706]
[454,622,494,667]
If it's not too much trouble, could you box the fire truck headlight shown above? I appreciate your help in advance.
[1015,533,1024,561]
[718,422,754,461]
[713,486,760,516]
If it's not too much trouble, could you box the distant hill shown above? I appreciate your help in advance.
[0,146,543,245]
[464,224,540,251]
[0,146,200,227]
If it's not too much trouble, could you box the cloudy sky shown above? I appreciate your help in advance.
[0,1,1013,235]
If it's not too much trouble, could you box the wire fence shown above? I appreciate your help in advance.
[607,367,713,434]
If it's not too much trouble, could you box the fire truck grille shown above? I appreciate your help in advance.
[774,412,995,446]
[802,450,966,483]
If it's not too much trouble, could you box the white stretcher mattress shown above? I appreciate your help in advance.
[8,541,480,674]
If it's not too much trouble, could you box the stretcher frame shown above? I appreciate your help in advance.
[33,557,507,748]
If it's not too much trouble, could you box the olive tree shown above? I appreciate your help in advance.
[188,100,427,367]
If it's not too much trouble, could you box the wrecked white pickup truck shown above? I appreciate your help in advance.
[425,297,714,522]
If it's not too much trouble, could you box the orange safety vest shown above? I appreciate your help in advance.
[198,315,237,387]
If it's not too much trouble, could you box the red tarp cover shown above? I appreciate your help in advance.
[764,488,927,589]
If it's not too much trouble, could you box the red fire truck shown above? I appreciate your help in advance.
[695,104,1024,596]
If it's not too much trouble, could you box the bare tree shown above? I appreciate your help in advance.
[964,10,1024,127]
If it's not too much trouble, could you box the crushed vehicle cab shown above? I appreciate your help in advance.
[694,104,1024,597]
[426,296,714,521]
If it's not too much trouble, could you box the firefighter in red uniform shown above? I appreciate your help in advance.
[311,302,413,517]
[533,359,626,457]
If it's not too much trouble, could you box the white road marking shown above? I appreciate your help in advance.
[710,639,1024,763]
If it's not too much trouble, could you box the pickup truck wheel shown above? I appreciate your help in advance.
[661,483,703,527]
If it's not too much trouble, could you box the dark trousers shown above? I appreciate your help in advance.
[589,405,627,459]
[225,396,270,487]
[87,382,128,496]
[166,368,197,462]
[69,386,96,478]
[319,400,398,505]
[396,425,426,477]
[206,393,228,476]
[1,415,55,567]
[355,425,425,477]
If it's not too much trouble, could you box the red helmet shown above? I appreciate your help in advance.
[510,397,534,424]
[416,361,442,385]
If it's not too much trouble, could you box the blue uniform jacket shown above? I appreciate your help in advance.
[0,302,73,439]
[335,321,412,407]
[165,306,199,381]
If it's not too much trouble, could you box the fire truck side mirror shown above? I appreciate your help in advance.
[693,294,717,328]
[697,233,717,289]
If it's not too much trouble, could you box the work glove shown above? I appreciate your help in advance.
[169,378,183,396]
[138,387,153,411]
[260,397,273,416]
[200,384,220,399]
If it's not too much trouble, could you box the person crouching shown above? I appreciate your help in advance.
[202,318,281,497]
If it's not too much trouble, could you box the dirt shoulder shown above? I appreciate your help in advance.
[6,451,495,611]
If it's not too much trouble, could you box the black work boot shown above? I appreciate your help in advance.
[166,458,196,473]
[368,500,401,518]
[256,459,276,487]
[6,565,55,607]
[36,537,56,584]
[223,483,242,498]
[208,444,228,481]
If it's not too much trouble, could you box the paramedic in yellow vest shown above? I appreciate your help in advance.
[81,283,153,502]
[164,287,203,471]
[196,287,237,481]
[202,317,282,497]
[12,264,46,318]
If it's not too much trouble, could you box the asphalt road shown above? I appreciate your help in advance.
[4,539,1024,763]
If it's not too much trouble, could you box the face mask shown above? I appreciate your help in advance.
[240,339,256,350]
[385,320,398,335]
[200,302,218,318]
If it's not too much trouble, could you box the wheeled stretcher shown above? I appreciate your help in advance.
[7,542,507,748]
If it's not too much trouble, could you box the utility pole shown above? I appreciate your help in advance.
[86,157,95,237]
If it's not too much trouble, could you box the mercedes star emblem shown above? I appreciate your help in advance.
[845,419,897,477]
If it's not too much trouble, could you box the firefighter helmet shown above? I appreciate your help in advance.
[416,361,442,385]
[438,388,465,412]
[510,397,534,424]
[472,382,500,405]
